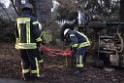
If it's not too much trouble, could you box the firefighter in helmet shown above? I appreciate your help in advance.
[60,21,90,75]
[15,3,45,80]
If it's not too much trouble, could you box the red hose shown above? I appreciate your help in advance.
[39,45,72,57]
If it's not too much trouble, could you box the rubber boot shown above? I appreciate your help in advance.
[31,73,46,80]
[73,68,84,75]
[23,72,30,81]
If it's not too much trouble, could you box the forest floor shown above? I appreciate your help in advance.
[0,43,124,83]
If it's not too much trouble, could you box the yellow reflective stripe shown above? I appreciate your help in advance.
[72,44,78,48]
[26,23,30,43]
[76,64,84,68]
[80,55,82,65]
[15,43,37,49]
[36,37,42,42]
[15,45,36,49]
[31,70,37,73]
[39,59,44,63]
[75,31,90,45]
[78,42,90,48]
[70,34,75,37]
[16,38,19,44]
[17,18,30,24]
[35,58,40,77]
[22,69,30,74]
[16,21,20,39]
[33,21,39,25]
[16,19,20,39]
[76,55,84,68]
[17,18,31,43]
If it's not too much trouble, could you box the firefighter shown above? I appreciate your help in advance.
[15,3,45,80]
[61,23,90,75]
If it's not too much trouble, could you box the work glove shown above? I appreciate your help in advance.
[37,41,44,53]
[41,39,46,45]
[37,41,43,47]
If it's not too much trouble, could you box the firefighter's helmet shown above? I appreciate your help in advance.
[22,3,33,10]
[60,24,70,41]
[64,29,69,36]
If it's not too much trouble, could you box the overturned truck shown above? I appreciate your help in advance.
[88,22,124,68]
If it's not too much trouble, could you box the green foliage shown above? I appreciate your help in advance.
[41,31,52,44]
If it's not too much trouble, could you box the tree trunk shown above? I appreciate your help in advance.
[10,0,20,16]
[120,0,124,21]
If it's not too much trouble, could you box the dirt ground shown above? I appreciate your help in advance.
[0,43,124,83]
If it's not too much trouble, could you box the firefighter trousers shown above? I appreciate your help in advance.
[36,48,44,66]
[20,49,40,80]
[74,47,87,69]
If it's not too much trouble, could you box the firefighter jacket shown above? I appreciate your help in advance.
[15,11,42,49]
[64,29,90,49]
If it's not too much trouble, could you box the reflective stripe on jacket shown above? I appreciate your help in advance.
[15,12,42,49]
[66,29,90,48]
[76,31,90,48]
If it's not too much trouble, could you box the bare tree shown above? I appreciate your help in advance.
[10,0,20,15]
[120,0,124,21]
[0,3,11,22]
